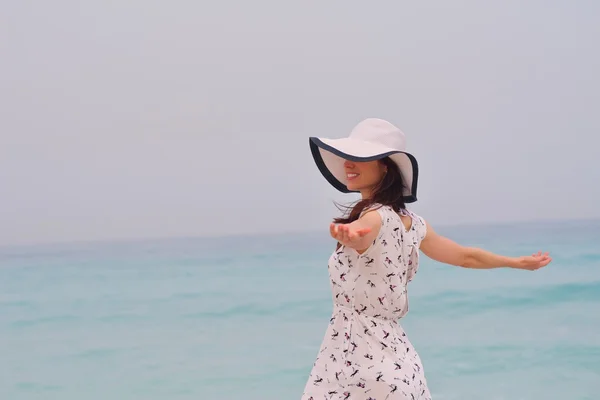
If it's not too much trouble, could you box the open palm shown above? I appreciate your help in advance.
[515,251,552,271]
[330,223,371,247]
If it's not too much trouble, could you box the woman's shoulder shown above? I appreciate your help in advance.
[401,207,425,222]
[361,204,426,233]
[359,202,388,217]
[401,208,427,239]
[360,203,397,223]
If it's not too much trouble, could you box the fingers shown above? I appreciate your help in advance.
[344,225,354,241]
[330,224,370,243]
[525,251,552,270]
[331,224,347,242]
[340,225,349,242]
[344,225,371,240]
[331,224,340,241]
[540,255,552,267]
[356,228,372,237]
[347,226,356,241]
[330,224,344,242]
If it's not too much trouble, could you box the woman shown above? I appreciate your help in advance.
[301,118,551,400]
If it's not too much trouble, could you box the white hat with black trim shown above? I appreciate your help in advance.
[309,118,419,203]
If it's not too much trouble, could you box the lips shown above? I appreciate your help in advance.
[346,173,359,181]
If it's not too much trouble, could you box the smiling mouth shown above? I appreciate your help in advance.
[346,173,359,181]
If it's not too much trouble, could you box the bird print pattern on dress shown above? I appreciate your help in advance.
[301,204,431,400]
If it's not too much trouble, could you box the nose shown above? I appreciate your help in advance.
[344,160,355,169]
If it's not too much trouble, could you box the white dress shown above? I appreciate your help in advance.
[301,204,432,400]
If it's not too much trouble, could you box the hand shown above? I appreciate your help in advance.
[330,223,371,248]
[512,251,552,271]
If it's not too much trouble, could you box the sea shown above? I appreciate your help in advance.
[1,218,599,400]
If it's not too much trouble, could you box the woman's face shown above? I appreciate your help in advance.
[343,159,387,195]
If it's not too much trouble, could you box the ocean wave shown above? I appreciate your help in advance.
[0,299,34,308]
[14,382,63,392]
[183,299,330,319]
[8,314,81,328]
[96,313,149,322]
[197,366,310,385]
[428,343,600,372]
[415,281,600,314]
[577,253,600,263]
[66,347,121,360]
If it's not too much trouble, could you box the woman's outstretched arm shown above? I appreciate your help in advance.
[330,210,382,253]
[420,220,552,270]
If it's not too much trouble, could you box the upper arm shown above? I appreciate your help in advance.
[348,209,382,251]
[420,220,468,267]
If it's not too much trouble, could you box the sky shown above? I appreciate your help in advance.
[1,1,599,246]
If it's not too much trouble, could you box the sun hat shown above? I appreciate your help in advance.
[309,118,419,203]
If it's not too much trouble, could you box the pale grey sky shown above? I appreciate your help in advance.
[1,1,599,246]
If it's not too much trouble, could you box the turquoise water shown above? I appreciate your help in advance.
[1,219,599,399]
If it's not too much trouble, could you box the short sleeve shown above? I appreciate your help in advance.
[360,203,390,229]
[406,214,422,281]
[416,215,427,243]
[402,209,425,244]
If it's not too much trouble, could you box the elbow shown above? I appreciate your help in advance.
[460,247,476,268]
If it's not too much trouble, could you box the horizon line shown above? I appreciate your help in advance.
[1,214,598,250]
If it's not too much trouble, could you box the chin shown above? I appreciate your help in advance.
[346,182,362,192]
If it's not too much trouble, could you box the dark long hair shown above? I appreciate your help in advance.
[333,157,407,226]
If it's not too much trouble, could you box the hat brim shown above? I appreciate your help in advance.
[309,137,419,203]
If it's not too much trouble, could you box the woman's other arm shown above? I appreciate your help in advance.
[419,221,552,270]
